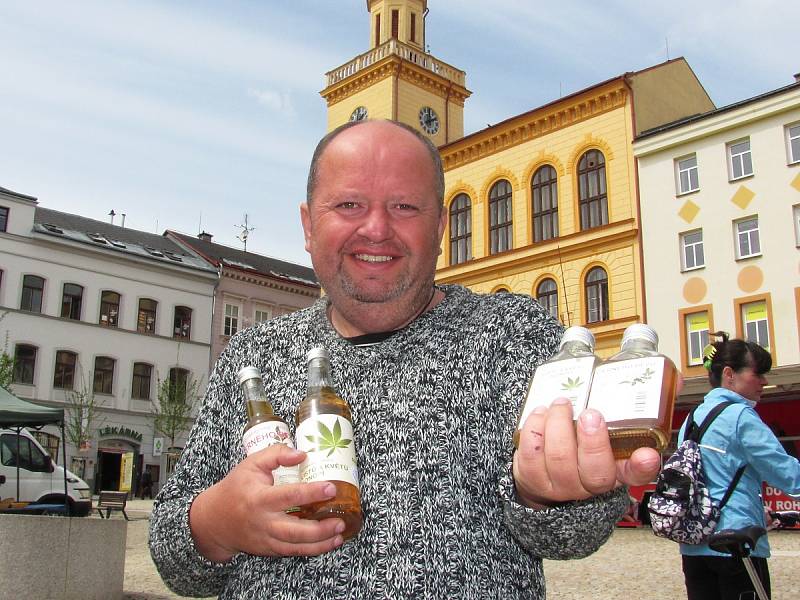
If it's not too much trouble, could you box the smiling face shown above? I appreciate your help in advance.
[300,121,446,336]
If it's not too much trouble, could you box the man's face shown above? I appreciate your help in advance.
[300,122,446,334]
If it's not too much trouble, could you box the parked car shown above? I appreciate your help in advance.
[0,428,92,516]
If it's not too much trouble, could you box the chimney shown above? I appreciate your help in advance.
[121,213,126,228]
[795,72,800,83]
[198,231,213,242]
[108,209,116,225]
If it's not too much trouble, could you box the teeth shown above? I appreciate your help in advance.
[355,254,393,263]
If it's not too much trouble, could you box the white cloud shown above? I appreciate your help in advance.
[248,89,297,117]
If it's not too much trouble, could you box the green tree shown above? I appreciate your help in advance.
[0,314,15,392]
[151,370,202,449]
[64,368,106,458]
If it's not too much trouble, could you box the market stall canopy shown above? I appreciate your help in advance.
[0,387,64,427]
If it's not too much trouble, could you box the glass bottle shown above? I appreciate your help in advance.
[238,366,301,492]
[586,324,678,459]
[295,347,362,540]
[514,326,599,448]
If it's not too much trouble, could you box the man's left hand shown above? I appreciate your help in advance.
[512,398,661,508]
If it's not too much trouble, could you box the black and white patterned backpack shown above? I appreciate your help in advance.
[648,401,746,545]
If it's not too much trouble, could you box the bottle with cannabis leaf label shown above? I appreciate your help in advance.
[295,346,362,540]
[586,324,677,459]
[514,326,598,448]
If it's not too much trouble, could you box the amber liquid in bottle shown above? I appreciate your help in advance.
[238,367,301,502]
[295,348,363,540]
[514,326,599,448]
[586,324,678,459]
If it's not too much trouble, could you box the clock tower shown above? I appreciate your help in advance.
[321,0,470,145]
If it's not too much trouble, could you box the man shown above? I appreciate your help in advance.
[149,120,659,598]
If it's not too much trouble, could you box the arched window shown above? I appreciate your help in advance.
[174,306,192,339]
[493,287,510,293]
[93,356,115,395]
[21,275,44,313]
[13,344,37,385]
[99,291,120,327]
[137,298,158,334]
[449,193,472,265]
[578,150,608,230]
[585,267,609,323]
[536,279,559,321]
[53,351,77,389]
[132,363,153,400]
[532,166,558,242]
[61,283,83,320]
[169,367,190,403]
[489,180,513,254]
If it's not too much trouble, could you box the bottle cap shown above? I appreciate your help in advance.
[622,324,658,347]
[560,326,595,350]
[306,347,330,363]
[237,366,262,386]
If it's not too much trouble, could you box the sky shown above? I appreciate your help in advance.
[1,0,797,266]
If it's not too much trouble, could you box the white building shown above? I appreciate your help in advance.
[0,186,217,494]
[633,76,800,442]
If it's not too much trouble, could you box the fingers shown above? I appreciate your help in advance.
[515,399,622,506]
[615,447,661,486]
[575,409,617,494]
[265,513,345,556]
[249,444,307,472]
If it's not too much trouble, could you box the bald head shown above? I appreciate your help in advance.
[306,120,445,210]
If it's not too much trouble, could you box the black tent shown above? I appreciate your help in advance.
[0,386,69,513]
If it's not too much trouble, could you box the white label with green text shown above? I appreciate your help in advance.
[518,356,596,428]
[586,357,665,423]
[296,415,359,488]
[242,421,300,486]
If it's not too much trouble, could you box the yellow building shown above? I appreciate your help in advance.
[322,1,715,354]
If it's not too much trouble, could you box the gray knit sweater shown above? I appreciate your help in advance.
[149,284,627,599]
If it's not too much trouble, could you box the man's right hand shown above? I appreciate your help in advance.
[188,444,345,563]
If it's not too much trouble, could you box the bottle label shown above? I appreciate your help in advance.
[586,356,665,422]
[296,414,359,488]
[243,421,300,486]
[518,356,596,428]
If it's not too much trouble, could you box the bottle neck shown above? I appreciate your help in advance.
[557,341,594,358]
[306,357,334,391]
[241,378,274,417]
[619,338,658,356]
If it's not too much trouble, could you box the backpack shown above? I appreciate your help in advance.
[647,401,746,544]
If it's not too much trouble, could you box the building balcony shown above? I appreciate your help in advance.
[325,38,465,88]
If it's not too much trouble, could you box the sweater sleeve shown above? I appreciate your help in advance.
[148,341,246,597]
[500,471,628,559]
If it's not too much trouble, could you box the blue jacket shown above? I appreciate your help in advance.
[679,387,800,558]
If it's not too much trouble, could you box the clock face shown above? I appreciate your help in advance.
[419,106,440,135]
[350,106,368,122]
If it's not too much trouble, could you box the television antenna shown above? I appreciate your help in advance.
[236,214,255,252]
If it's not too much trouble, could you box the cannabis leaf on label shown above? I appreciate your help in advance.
[304,418,352,457]
[561,376,583,391]
[621,368,655,386]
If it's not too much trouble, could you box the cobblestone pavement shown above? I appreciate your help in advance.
[122,499,800,599]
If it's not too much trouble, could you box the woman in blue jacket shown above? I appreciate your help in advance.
[679,333,800,599]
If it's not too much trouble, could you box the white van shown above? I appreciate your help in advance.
[0,428,92,516]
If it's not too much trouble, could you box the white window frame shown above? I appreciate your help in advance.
[223,303,240,337]
[254,306,272,324]
[742,301,770,350]
[794,205,800,247]
[675,154,699,195]
[727,138,753,180]
[734,217,761,259]
[787,123,800,165]
[680,229,705,271]
[685,312,710,366]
